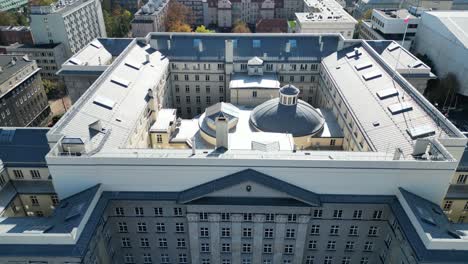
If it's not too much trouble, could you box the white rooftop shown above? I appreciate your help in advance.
[230,74,280,89]
[150,109,176,133]
[299,0,357,23]
[423,11,468,48]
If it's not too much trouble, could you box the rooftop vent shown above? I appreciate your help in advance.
[93,95,115,109]
[407,125,435,139]
[387,43,399,52]
[388,102,413,114]
[111,76,130,87]
[125,60,142,70]
[90,40,102,49]
[354,61,373,71]
[362,70,382,81]
[346,48,362,59]
[68,58,82,65]
[376,88,398,99]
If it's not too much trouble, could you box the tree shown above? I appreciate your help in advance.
[362,9,373,20]
[30,0,56,5]
[195,25,214,33]
[103,5,133,37]
[232,20,250,33]
[165,1,192,32]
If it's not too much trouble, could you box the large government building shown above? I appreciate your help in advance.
[0,33,468,264]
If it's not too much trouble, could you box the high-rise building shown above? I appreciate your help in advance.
[29,0,107,58]
[0,55,50,126]
[1,33,467,264]
[131,0,170,37]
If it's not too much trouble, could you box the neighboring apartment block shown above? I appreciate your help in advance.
[295,0,357,38]
[0,128,57,217]
[0,26,33,46]
[0,55,50,127]
[444,147,468,223]
[111,0,142,12]
[0,33,466,264]
[0,0,26,11]
[359,9,420,50]
[353,0,454,18]
[0,42,68,80]
[30,0,107,57]
[413,11,468,97]
[131,0,169,37]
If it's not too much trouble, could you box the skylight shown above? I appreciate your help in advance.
[376,88,398,99]
[111,76,130,87]
[407,125,436,139]
[346,49,362,59]
[388,102,413,114]
[68,58,82,65]
[93,95,115,109]
[387,43,399,52]
[354,61,372,71]
[362,70,382,81]
[90,40,102,49]
[125,60,142,70]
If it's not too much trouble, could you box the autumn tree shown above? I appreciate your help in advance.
[165,1,192,32]
[195,25,214,33]
[0,11,28,26]
[103,4,133,37]
[232,20,251,33]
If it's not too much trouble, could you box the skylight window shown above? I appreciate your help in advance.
[354,61,372,71]
[93,95,115,109]
[387,43,399,52]
[388,102,413,114]
[68,58,82,65]
[111,76,130,87]
[362,70,382,81]
[90,40,102,49]
[407,125,436,139]
[376,88,398,99]
[346,49,362,59]
[289,39,297,48]
[253,39,261,48]
[125,60,142,70]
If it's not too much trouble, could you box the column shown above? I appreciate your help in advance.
[253,214,266,264]
[209,213,221,264]
[231,213,243,264]
[294,215,311,263]
[187,213,200,264]
[273,215,287,264]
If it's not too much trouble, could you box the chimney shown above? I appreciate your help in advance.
[225,40,233,63]
[393,148,403,160]
[146,54,151,63]
[215,113,229,149]
[191,136,196,155]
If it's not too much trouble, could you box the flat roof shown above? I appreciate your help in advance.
[0,55,32,88]
[150,109,176,132]
[230,73,280,89]
[0,128,50,167]
[374,9,416,19]
[299,0,357,24]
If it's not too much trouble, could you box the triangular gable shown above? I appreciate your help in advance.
[177,169,320,206]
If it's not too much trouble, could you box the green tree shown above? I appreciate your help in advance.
[0,12,18,26]
[195,25,214,33]
[362,9,373,20]
[103,5,133,37]
[232,20,250,33]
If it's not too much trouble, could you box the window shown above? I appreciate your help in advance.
[243,227,252,238]
[264,228,274,238]
[221,213,230,221]
[176,222,185,232]
[184,75,189,81]
[30,170,41,179]
[201,259,210,264]
[222,243,231,252]
[174,207,183,216]
[243,213,252,221]
[0,175,5,187]
[353,210,362,219]
[444,200,453,210]
[330,225,339,235]
[219,75,224,81]
[159,238,168,248]
[222,227,231,237]
[385,234,393,247]
[285,228,295,239]
[160,254,169,264]
[143,253,152,264]
[201,243,210,252]
[205,75,210,81]
[222,260,231,264]
[242,243,251,253]
[284,244,294,254]
[360,257,369,264]
[154,207,163,216]
[242,259,251,264]
[118,222,128,232]
[349,225,358,236]
[327,241,336,250]
[264,244,273,253]
[265,213,275,222]
[200,227,209,237]
[368,226,378,236]
[175,85,180,93]
[177,238,186,248]
[287,214,297,222]
[124,253,134,263]
[156,134,162,143]
[342,257,351,264]
[253,39,261,48]
[30,195,39,206]
[186,96,191,103]
[176,96,181,103]
[324,256,333,264]
[310,225,320,235]
[345,241,355,251]
[464,201,468,211]
[156,223,166,232]
[135,207,144,216]
[13,170,23,179]
[364,241,374,251]
[305,256,314,264]
[179,254,188,264]
[115,207,124,216]
[51,195,59,206]
[199,212,208,221]
[137,222,147,232]
[121,237,131,248]
[140,238,150,248]
[313,209,323,218]
[308,240,317,250]
[373,210,383,219]
[333,210,343,219]
[195,75,200,81]
[457,174,467,184]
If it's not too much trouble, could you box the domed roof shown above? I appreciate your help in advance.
[250,98,325,137]
[279,84,299,96]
